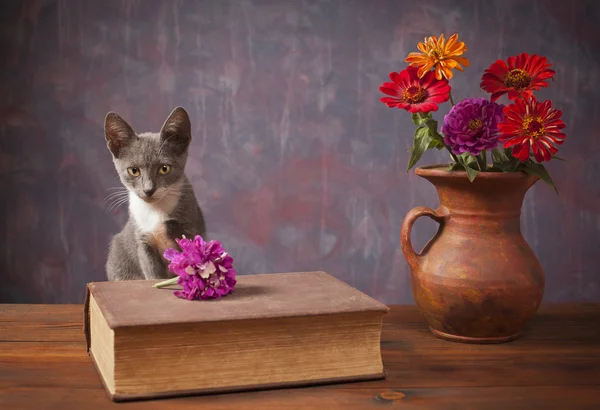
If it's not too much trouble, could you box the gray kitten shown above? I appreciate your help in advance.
[104,107,206,281]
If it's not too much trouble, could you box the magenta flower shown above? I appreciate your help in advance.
[441,98,504,156]
[161,235,236,300]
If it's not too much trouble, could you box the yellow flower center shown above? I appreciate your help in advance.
[429,50,442,62]
[523,116,545,138]
[468,118,483,130]
[505,69,531,90]
[402,86,428,104]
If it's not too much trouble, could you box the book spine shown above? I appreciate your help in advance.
[83,284,92,353]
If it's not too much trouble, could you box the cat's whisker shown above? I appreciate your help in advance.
[113,201,129,212]
[105,192,130,207]
[106,201,121,212]
[105,190,128,196]
[103,192,129,205]
[108,197,129,212]
[104,191,128,199]
[103,187,128,201]
[107,192,128,202]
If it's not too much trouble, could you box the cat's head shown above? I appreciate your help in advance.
[104,107,192,203]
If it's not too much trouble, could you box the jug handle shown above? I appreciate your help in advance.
[400,206,446,272]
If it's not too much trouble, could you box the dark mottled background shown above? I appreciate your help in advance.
[0,0,599,304]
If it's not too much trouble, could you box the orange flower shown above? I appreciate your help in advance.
[405,34,470,80]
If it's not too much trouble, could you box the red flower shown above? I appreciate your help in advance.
[379,66,450,113]
[480,53,555,102]
[498,97,566,162]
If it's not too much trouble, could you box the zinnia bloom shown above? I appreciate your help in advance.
[379,66,451,113]
[480,53,555,102]
[498,97,566,162]
[405,33,470,80]
[163,235,236,300]
[441,98,504,156]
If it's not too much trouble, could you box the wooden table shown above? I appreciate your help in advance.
[1,304,599,409]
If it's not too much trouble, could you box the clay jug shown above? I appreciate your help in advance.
[400,165,545,343]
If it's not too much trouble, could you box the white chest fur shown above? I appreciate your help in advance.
[129,190,180,233]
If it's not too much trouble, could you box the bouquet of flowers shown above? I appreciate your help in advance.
[154,235,236,301]
[379,34,567,190]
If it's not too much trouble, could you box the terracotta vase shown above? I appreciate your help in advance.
[400,165,545,344]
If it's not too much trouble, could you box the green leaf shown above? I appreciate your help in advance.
[493,161,516,172]
[428,138,444,150]
[464,164,480,182]
[423,117,446,148]
[435,136,446,149]
[491,148,521,172]
[458,152,478,166]
[411,112,432,126]
[407,112,444,170]
[406,127,431,172]
[520,162,558,194]
[491,147,509,163]
[411,113,420,125]
[528,153,568,163]
[424,118,438,135]
[455,154,479,180]
[448,162,465,171]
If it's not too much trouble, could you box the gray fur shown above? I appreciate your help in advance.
[104,107,206,281]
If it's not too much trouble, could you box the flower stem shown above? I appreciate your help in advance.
[153,277,179,288]
[476,151,487,171]
[482,149,487,169]
[449,91,455,107]
[446,146,459,163]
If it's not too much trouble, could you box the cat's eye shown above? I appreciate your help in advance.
[158,165,172,175]
[127,167,140,177]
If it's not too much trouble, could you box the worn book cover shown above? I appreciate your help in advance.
[84,271,389,401]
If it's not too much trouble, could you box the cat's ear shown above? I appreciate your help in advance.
[104,112,136,158]
[159,107,191,155]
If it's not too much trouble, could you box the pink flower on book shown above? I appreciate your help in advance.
[159,235,237,300]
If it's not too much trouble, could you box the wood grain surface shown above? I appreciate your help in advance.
[1,304,599,409]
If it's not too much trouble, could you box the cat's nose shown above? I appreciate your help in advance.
[143,188,156,197]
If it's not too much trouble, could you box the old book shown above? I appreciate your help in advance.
[84,271,389,401]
